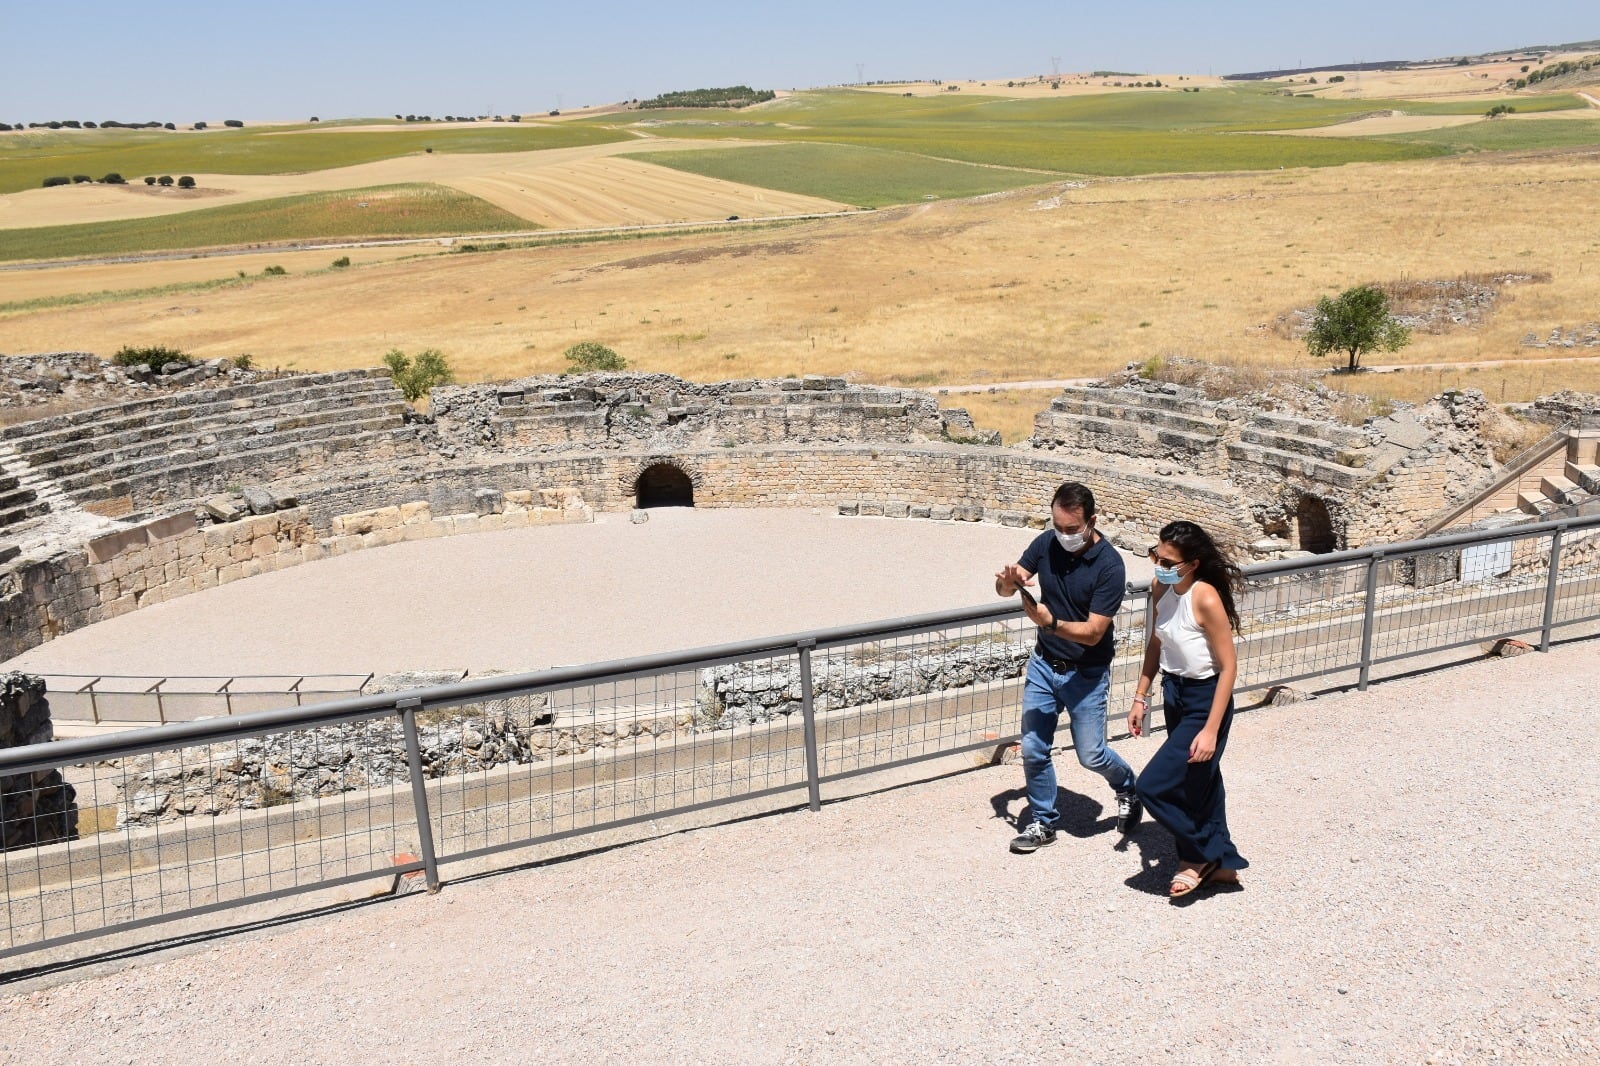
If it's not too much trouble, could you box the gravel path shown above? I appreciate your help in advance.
[1,508,1152,678]
[2,639,1595,1064]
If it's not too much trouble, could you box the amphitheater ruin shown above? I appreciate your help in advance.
[0,352,1598,852]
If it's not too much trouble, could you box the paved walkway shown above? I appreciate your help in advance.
[1,640,1594,1063]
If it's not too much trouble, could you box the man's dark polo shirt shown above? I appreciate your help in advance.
[1018,531,1126,667]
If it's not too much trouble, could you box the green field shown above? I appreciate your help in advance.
[0,124,631,195]
[0,184,530,262]
[609,88,1447,174]
[626,143,1054,207]
[1382,117,1600,152]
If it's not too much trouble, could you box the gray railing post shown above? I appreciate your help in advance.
[1358,552,1383,691]
[397,697,442,892]
[1540,525,1567,653]
[797,638,822,812]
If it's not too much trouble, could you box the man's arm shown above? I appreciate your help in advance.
[1045,611,1113,646]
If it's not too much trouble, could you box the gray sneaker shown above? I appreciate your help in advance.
[1009,821,1057,854]
[1116,791,1143,835]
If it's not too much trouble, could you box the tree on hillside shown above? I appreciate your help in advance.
[563,341,627,373]
[1305,284,1411,373]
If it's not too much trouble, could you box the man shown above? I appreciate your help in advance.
[994,481,1141,853]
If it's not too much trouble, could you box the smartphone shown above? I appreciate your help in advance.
[1016,583,1037,605]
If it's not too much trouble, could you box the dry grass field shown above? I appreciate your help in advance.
[0,138,843,232]
[4,148,1597,410]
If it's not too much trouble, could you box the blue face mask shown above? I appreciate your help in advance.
[1154,563,1186,585]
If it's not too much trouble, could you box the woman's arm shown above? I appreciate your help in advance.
[1188,583,1237,763]
[1129,585,1165,737]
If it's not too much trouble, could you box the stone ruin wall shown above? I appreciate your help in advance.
[0,673,77,851]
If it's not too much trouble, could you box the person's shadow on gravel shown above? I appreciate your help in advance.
[1118,830,1244,903]
[989,786,1109,839]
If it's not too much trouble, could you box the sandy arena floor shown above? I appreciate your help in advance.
[2,508,1154,678]
[0,638,1594,1063]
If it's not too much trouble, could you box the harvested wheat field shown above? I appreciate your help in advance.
[0,138,843,231]
[6,148,1597,391]
[1279,108,1600,138]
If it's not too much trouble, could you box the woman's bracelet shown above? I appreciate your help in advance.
[1132,693,1150,705]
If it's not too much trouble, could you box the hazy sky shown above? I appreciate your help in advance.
[4,2,1595,121]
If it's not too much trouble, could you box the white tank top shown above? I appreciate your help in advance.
[1154,586,1215,679]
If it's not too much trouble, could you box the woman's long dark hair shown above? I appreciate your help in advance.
[1159,520,1244,633]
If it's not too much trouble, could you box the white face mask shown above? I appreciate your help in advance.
[1055,530,1086,553]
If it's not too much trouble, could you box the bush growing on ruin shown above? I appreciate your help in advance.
[1305,284,1411,373]
[383,348,455,401]
[112,345,192,373]
[563,341,627,373]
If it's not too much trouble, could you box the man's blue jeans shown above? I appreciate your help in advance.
[1020,652,1135,830]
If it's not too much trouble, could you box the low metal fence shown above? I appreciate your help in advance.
[2,513,1599,965]
[37,674,374,727]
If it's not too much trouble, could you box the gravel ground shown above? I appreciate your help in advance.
[2,639,1595,1064]
[2,508,1152,678]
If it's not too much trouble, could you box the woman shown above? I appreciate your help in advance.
[1128,520,1249,897]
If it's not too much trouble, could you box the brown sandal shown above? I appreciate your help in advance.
[1169,861,1219,897]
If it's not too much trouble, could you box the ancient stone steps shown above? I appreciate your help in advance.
[1237,425,1351,464]
[1540,474,1583,505]
[56,411,411,497]
[1225,441,1370,490]
[1047,388,1226,436]
[0,369,385,443]
[10,374,398,459]
[30,398,409,484]
[1245,411,1369,449]
[94,426,422,507]
[1567,462,1600,495]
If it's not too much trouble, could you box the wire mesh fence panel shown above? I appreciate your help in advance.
[807,618,1029,781]
[1234,560,1370,693]
[0,715,419,958]
[1368,534,1553,665]
[1552,528,1600,635]
[424,655,812,865]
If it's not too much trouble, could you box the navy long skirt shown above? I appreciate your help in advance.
[1135,673,1248,871]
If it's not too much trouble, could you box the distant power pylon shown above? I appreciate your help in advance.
[1051,57,1061,78]
[856,63,865,85]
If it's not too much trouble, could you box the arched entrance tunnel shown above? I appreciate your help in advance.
[1296,495,1338,554]
[635,463,694,508]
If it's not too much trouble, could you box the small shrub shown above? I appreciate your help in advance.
[233,353,255,371]
[309,116,319,123]
[262,265,287,276]
[563,341,627,373]
[100,172,125,184]
[331,255,351,268]
[71,174,92,183]
[112,345,191,372]
[42,176,70,188]
[143,175,156,186]
[193,121,207,130]
[383,348,454,401]
[157,175,174,187]
[177,175,195,188]
[223,119,244,128]
[163,122,175,130]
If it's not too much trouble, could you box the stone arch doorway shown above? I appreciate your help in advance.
[1295,495,1337,554]
[635,463,694,508]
